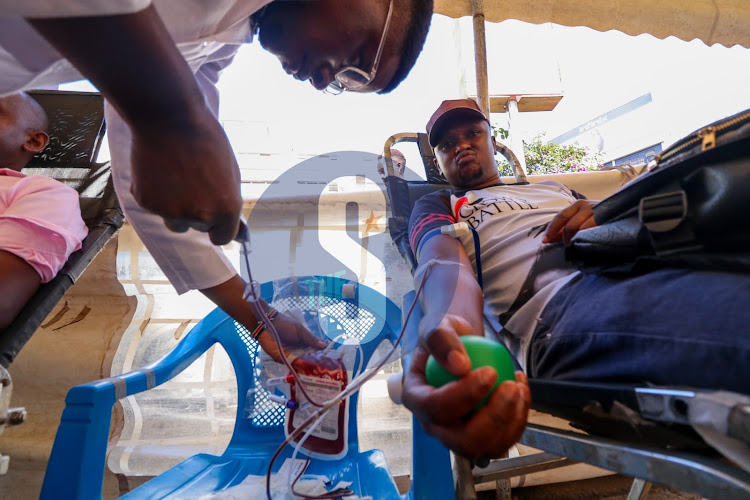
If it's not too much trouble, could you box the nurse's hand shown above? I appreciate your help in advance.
[201,276,326,363]
[402,338,531,459]
[130,112,243,246]
[255,310,328,363]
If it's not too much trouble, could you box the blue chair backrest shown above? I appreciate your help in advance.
[196,276,401,457]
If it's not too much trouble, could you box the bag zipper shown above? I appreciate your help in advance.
[654,109,750,164]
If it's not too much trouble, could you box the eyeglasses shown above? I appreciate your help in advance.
[324,0,394,95]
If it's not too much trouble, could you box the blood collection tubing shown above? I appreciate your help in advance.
[237,224,328,409]
[236,220,434,499]
[267,268,430,500]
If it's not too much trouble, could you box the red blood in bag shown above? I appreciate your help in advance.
[287,351,349,458]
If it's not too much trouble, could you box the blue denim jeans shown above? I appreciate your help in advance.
[528,268,750,394]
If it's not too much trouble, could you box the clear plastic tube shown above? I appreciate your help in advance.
[236,220,430,500]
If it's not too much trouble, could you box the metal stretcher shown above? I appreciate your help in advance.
[382,131,750,500]
[0,90,124,368]
[0,90,124,475]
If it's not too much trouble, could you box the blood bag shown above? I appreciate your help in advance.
[286,350,350,460]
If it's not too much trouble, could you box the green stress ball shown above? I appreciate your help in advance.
[425,336,516,410]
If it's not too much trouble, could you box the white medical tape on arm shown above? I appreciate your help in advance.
[412,258,473,290]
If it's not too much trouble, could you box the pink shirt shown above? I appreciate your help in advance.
[0,168,88,283]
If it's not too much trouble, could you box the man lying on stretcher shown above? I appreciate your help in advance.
[401,98,750,460]
[0,92,87,332]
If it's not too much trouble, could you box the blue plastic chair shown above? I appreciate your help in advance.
[41,276,454,499]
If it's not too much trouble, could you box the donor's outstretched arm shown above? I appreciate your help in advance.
[401,233,530,460]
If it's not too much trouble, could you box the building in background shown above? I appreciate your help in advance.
[550,93,663,167]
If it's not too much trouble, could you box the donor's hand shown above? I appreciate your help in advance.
[401,315,531,459]
[543,199,598,246]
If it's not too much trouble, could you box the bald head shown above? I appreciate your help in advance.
[6,93,48,133]
[0,92,50,171]
[377,148,407,178]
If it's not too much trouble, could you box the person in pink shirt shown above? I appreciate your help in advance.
[0,92,87,331]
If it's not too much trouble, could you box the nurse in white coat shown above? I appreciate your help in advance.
[0,0,434,358]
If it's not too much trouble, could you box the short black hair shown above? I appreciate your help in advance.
[378,0,433,94]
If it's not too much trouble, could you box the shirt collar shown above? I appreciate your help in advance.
[0,168,27,178]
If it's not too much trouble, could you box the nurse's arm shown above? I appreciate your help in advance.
[29,6,242,245]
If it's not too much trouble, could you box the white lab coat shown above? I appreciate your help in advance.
[0,0,271,293]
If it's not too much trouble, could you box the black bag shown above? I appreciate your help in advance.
[567,108,750,275]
